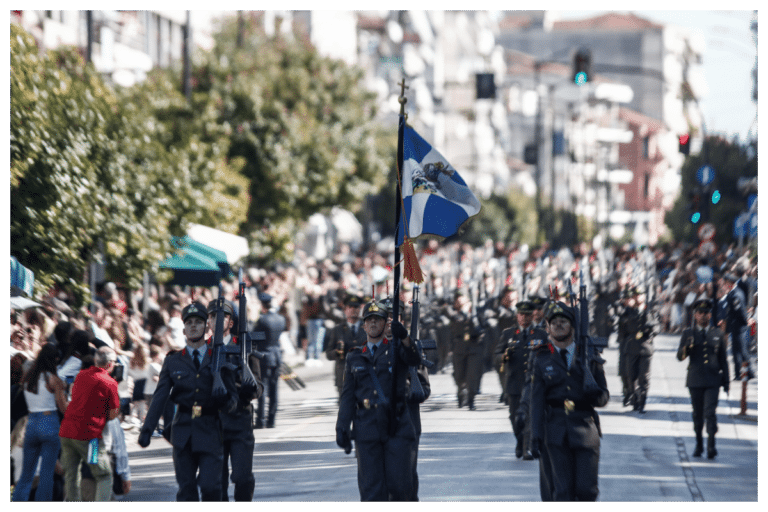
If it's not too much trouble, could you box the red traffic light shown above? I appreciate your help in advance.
[678,134,690,155]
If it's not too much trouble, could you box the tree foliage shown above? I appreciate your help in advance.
[10,25,209,303]
[664,136,757,246]
[203,14,392,263]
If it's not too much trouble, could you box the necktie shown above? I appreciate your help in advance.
[193,349,200,370]
[560,348,569,369]
[371,344,377,358]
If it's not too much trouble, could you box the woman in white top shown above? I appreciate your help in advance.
[127,342,150,423]
[12,343,68,501]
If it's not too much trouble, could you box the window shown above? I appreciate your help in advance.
[644,173,650,198]
[643,136,650,160]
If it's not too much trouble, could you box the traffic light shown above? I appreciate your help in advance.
[572,48,592,85]
[678,134,690,155]
[711,189,721,205]
[476,73,496,99]
[687,189,702,224]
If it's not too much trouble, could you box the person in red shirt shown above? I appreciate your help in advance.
[59,346,120,501]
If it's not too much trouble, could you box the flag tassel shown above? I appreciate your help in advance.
[402,237,423,284]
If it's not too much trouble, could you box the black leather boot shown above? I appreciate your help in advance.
[707,435,717,459]
[692,435,704,457]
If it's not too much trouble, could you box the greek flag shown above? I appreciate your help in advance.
[397,126,481,245]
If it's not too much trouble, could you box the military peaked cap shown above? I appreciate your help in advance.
[362,302,388,320]
[183,301,209,322]
[546,301,576,325]
[515,300,535,313]
[206,299,234,317]
[692,298,712,312]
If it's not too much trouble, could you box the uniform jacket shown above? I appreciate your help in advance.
[211,335,264,432]
[406,364,431,437]
[142,345,237,454]
[530,342,610,449]
[677,326,729,388]
[617,307,657,357]
[324,321,367,390]
[450,310,484,355]
[494,324,548,395]
[254,310,286,368]
[336,337,421,443]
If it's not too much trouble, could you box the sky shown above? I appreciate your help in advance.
[555,10,758,145]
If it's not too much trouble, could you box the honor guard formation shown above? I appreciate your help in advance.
[11,241,756,501]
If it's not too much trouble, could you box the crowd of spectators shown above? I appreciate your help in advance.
[10,238,756,500]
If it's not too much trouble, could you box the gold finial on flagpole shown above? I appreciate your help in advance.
[398,78,409,116]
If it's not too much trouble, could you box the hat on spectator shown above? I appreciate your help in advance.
[723,273,739,283]
[258,292,273,304]
[182,302,208,322]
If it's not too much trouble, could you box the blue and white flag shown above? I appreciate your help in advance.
[397,126,481,245]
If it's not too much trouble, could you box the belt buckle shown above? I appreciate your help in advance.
[192,405,202,419]
[636,332,643,340]
[363,398,371,410]
[564,399,575,415]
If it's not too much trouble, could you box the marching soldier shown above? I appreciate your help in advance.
[617,287,658,413]
[530,301,610,501]
[253,293,286,429]
[324,294,367,399]
[530,296,548,330]
[205,301,264,501]
[494,300,547,460]
[718,273,754,380]
[335,301,421,501]
[138,302,238,501]
[677,299,729,458]
[493,285,518,403]
[450,291,484,410]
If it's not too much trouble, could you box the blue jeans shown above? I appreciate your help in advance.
[306,319,325,359]
[12,411,61,501]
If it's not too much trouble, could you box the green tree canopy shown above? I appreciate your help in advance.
[11,25,211,303]
[664,136,757,246]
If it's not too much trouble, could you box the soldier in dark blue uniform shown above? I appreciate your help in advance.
[530,302,610,501]
[335,301,421,501]
[138,302,237,501]
[205,301,263,501]
[617,287,658,412]
[495,300,548,460]
[253,293,286,429]
[677,299,729,459]
[324,294,367,399]
[530,296,548,330]
[450,291,484,410]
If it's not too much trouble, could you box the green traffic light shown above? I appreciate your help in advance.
[691,212,701,223]
[574,71,588,86]
[712,190,721,204]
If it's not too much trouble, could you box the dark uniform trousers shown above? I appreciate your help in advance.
[325,322,367,397]
[406,365,431,501]
[219,346,263,501]
[531,343,610,501]
[494,325,547,453]
[141,346,237,501]
[618,307,655,408]
[336,338,421,501]
[677,326,729,440]
[520,370,553,501]
[451,311,484,407]
[255,311,286,427]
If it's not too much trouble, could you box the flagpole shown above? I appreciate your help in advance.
[393,78,408,325]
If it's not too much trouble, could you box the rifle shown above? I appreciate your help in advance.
[211,276,267,399]
[407,285,435,402]
[210,284,236,398]
[575,270,601,394]
[237,269,260,391]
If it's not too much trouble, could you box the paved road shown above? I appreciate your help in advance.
[122,332,758,501]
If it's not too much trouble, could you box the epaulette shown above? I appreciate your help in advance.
[167,348,181,357]
[534,342,551,353]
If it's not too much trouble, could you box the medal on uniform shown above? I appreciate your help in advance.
[564,399,575,414]
[636,332,643,339]
[464,333,470,341]
[363,398,371,409]
[192,405,202,418]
